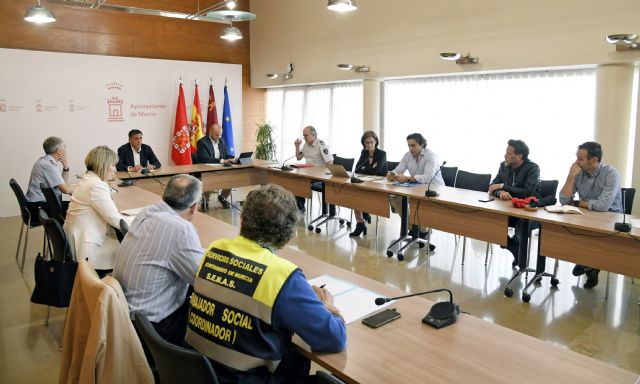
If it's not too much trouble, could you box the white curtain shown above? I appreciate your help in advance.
[383,69,597,186]
[266,82,363,164]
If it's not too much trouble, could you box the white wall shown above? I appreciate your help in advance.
[250,0,640,87]
[0,48,242,217]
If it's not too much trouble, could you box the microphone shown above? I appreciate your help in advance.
[375,288,459,329]
[143,169,166,190]
[425,161,446,197]
[279,154,298,171]
[118,170,136,187]
[350,155,368,184]
[140,167,149,175]
[614,188,631,232]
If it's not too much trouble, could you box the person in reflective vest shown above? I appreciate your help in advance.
[186,184,346,383]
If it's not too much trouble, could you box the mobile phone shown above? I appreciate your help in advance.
[362,308,401,328]
[478,198,494,203]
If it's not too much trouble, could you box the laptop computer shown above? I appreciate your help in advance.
[236,151,253,165]
[326,163,351,178]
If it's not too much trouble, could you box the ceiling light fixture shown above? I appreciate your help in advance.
[24,0,56,24]
[221,18,242,41]
[336,64,370,72]
[327,0,358,13]
[606,33,640,51]
[267,64,294,80]
[440,52,479,64]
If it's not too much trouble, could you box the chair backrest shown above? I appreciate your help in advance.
[454,170,491,192]
[387,161,400,172]
[440,166,458,187]
[38,209,74,262]
[114,219,129,243]
[9,178,36,226]
[622,188,635,215]
[40,182,65,225]
[134,312,219,384]
[333,155,355,172]
[540,180,559,199]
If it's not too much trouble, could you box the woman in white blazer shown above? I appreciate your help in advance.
[64,146,124,276]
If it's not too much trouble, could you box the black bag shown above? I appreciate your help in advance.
[30,252,78,308]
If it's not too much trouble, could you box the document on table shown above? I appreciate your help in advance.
[631,218,640,228]
[121,207,143,216]
[205,163,225,167]
[308,274,394,324]
[354,174,385,182]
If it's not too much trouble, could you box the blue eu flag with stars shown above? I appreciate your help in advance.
[221,84,235,156]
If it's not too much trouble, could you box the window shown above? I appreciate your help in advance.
[383,69,597,186]
[266,82,363,164]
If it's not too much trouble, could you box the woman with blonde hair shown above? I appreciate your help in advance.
[64,145,124,276]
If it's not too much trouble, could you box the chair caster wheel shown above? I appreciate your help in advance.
[418,242,425,248]
[397,254,404,261]
[535,277,542,284]
[522,293,531,303]
[504,287,513,297]
[386,250,393,257]
[346,221,351,227]
[550,278,559,286]
[307,225,314,231]
[338,219,345,225]
[315,228,321,234]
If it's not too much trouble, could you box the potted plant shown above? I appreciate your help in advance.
[255,122,277,161]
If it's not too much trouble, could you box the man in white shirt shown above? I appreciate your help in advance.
[293,126,333,212]
[387,133,444,241]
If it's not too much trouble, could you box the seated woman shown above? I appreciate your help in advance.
[350,130,387,237]
[64,146,124,277]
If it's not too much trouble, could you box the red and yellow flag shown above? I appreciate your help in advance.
[190,83,204,151]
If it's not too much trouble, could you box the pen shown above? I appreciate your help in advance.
[320,284,326,289]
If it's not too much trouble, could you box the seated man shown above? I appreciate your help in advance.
[186,184,346,383]
[559,141,622,289]
[116,129,161,172]
[487,139,541,267]
[387,133,443,243]
[294,125,334,212]
[113,174,203,345]
[196,123,234,209]
[25,136,74,220]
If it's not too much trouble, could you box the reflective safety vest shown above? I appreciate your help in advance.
[185,235,298,374]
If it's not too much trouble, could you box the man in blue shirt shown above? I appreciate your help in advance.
[186,184,346,383]
[559,141,622,289]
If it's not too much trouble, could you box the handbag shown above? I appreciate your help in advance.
[30,251,78,308]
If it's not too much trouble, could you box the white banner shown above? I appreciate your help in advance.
[0,48,242,217]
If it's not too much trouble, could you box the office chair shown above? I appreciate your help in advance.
[453,170,492,265]
[504,180,559,302]
[440,166,458,188]
[134,312,220,384]
[10,178,47,272]
[604,187,635,299]
[40,182,66,225]
[308,155,355,234]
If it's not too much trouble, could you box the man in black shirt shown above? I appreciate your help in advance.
[488,139,541,267]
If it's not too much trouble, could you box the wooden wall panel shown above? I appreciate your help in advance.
[0,0,265,151]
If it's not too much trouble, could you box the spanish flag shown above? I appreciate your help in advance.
[190,83,205,151]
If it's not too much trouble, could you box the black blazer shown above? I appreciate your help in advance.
[196,136,233,164]
[354,148,387,176]
[116,143,161,171]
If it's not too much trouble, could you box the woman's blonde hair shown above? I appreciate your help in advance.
[85,145,118,181]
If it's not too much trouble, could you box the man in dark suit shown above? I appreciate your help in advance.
[116,129,162,172]
[196,124,234,209]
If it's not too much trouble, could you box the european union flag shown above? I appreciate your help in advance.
[221,84,235,156]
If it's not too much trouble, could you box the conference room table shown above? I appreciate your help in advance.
[112,185,639,383]
[116,162,640,279]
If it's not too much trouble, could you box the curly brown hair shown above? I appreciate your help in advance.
[240,184,299,249]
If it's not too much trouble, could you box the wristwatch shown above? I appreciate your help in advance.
[62,167,69,172]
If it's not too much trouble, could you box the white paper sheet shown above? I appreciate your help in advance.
[631,218,640,228]
[308,275,394,324]
[121,207,143,216]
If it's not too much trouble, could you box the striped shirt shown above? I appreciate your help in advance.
[559,163,623,212]
[113,200,203,322]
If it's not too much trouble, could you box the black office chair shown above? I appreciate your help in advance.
[36,209,76,325]
[308,155,355,234]
[10,178,46,272]
[454,170,492,265]
[387,161,399,173]
[441,166,458,187]
[504,180,559,302]
[604,187,636,299]
[113,218,129,243]
[40,182,66,225]
[134,312,220,384]
[316,370,347,384]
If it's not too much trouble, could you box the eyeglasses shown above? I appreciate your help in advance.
[364,140,376,144]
